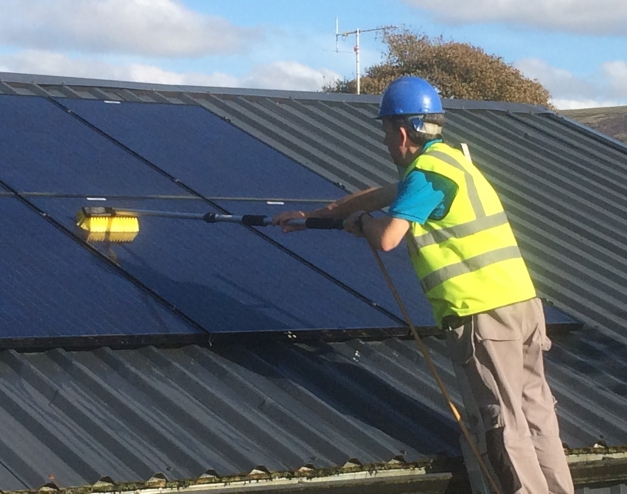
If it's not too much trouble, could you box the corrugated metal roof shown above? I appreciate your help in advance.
[1,73,627,493]
[0,341,626,492]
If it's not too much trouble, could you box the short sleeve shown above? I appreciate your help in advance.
[387,170,457,224]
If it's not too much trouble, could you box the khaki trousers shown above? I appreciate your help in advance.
[445,298,574,494]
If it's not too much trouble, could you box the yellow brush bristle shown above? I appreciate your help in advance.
[76,211,139,243]
[82,230,139,243]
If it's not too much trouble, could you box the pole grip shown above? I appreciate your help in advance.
[202,213,344,229]
[203,213,267,225]
[241,215,271,226]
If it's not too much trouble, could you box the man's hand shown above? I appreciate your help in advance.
[271,210,308,233]
[344,210,371,238]
[271,184,398,234]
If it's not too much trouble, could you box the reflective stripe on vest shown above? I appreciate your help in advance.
[413,211,510,248]
[419,245,523,293]
[427,150,485,217]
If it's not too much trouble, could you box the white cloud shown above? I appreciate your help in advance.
[0,51,339,91]
[402,0,627,35]
[0,0,261,57]
[514,57,627,109]
[514,58,595,98]
[241,61,340,91]
[602,61,627,97]
[0,50,237,86]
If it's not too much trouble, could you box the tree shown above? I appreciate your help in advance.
[324,28,552,107]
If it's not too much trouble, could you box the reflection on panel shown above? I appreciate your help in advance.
[0,198,199,339]
[56,98,344,200]
[0,95,186,196]
[33,197,400,333]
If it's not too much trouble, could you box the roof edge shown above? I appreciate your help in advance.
[553,112,627,152]
[0,71,552,113]
[0,70,381,103]
[8,449,626,494]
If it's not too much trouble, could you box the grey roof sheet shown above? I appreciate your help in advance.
[0,73,626,492]
[0,340,626,491]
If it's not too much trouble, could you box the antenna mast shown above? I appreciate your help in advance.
[335,19,395,94]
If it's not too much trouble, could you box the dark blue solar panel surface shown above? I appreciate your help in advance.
[0,198,200,338]
[56,98,344,200]
[33,198,399,333]
[218,200,577,326]
[0,95,186,196]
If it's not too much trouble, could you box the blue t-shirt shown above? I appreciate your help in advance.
[387,142,458,224]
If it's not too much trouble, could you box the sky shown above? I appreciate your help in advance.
[1,0,626,109]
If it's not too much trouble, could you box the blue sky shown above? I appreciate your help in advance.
[1,0,626,109]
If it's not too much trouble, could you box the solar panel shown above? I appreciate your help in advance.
[32,197,400,333]
[0,197,200,339]
[0,95,186,196]
[55,98,345,201]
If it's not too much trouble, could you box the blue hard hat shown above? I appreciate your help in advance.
[377,76,444,118]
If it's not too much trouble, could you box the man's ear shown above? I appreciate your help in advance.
[398,125,422,154]
[398,125,410,146]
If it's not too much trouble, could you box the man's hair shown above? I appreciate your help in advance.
[389,113,445,146]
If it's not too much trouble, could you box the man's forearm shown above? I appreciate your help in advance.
[311,183,397,219]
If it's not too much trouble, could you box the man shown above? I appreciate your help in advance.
[273,76,574,494]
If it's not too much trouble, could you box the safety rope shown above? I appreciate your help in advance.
[366,240,503,494]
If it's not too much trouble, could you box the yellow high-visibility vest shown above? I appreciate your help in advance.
[403,142,536,326]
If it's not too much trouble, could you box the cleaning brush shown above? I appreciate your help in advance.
[75,206,344,243]
[76,207,139,243]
